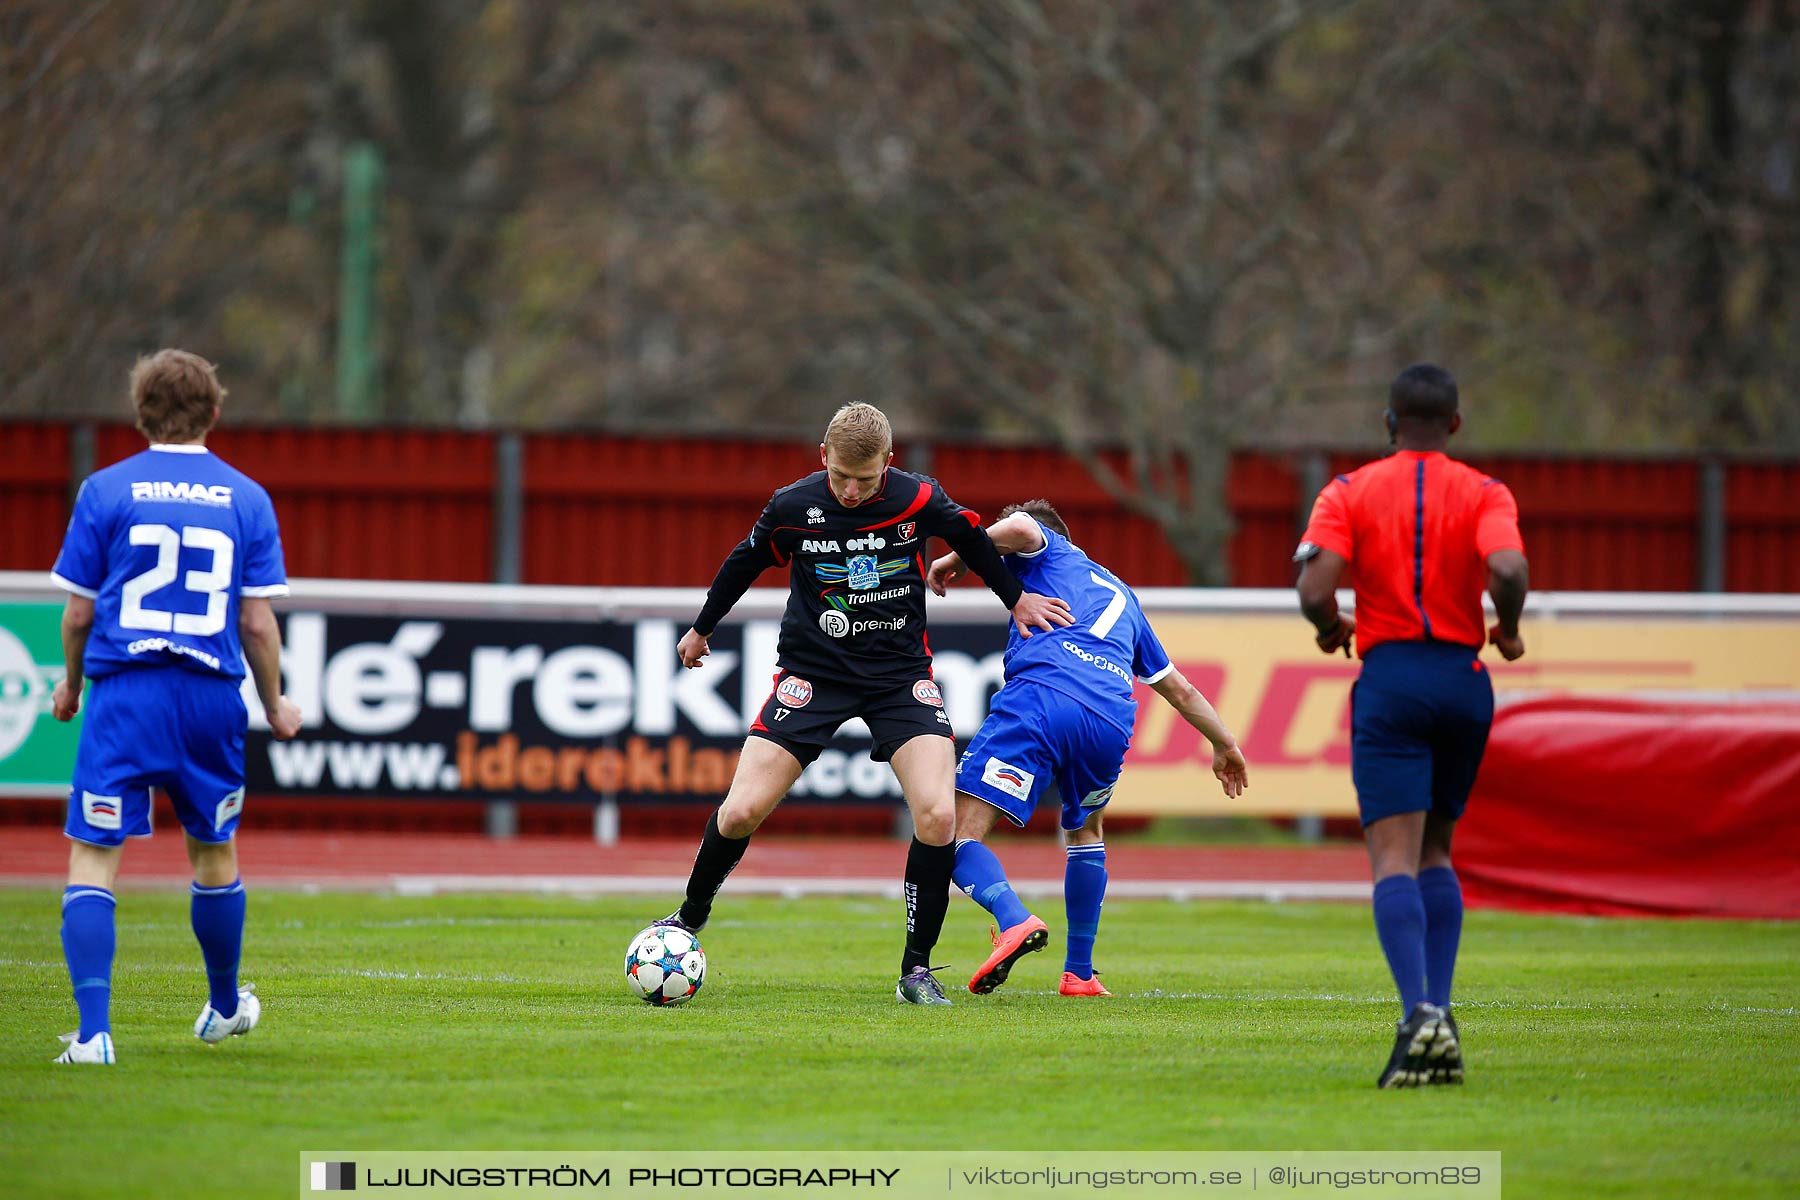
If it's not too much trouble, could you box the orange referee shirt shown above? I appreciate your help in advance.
[1298,450,1524,656]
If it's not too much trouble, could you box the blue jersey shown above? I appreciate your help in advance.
[998,519,1172,734]
[51,444,288,680]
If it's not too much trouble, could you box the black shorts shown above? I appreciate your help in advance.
[747,670,954,766]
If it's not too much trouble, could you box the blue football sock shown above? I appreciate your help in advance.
[1372,873,1428,1016]
[190,879,246,1018]
[951,840,1031,929]
[1064,842,1107,978]
[61,886,117,1040]
[1417,865,1464,1009]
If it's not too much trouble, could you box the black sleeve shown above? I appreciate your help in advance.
[693,499,781,636]
[922,481,1024,611]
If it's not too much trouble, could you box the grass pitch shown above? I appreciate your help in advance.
[0,889,1795,1199]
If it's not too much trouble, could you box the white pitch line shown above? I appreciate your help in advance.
[385,875,1372,901]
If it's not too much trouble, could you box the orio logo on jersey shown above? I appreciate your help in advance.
[776,676,814,708]
[818,610,851,638]
[912,680,944,708]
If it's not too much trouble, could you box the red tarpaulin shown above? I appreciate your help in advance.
[1457,696,1800,919]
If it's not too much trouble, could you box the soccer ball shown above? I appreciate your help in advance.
[625,924,706,1006]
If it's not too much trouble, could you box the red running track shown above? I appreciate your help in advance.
[0,828,1370,899]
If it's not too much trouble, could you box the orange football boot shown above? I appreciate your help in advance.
[1059,970,1112,997]
[968,915,1049,994]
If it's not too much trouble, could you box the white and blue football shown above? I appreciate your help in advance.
[625,924,706,1006]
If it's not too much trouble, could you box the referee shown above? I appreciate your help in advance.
[1294,363,1530,1088]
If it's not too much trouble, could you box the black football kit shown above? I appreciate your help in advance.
[692,466,1023,763]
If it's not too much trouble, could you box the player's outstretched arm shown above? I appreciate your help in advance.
[684,505,782,667]
[1296,548,1354,657]
[51,595,94,721]
[241,597,302,740]
[934,513,1070,636]
[931,511,1051,596]
[1150,668,1248,798]
[1485,548,1529,661]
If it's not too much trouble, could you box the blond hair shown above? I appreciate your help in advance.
[823,403,892,462]
[131,350,224,443]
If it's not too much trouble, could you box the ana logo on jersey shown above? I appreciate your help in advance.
[806,507,826,524]
[818,610,851,638]
[801,535,886,555]
[980,756,1035,802]
[776,676,814,707]
[130,480,233,506]
[912,680,944,707]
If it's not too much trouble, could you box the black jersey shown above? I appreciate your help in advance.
[692,468,1024,685]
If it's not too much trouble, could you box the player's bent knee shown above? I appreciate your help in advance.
[1068,814,1104,845]
[911,801,956,846]
[953,792,1000,841]
[187,836,239,888]
[67,841,123,889]
[716,796,775,839]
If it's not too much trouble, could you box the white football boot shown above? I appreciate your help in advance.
[54,1031,115,1065]
[194,984,260,1044]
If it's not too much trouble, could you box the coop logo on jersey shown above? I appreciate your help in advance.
[81,790,122,830]
[897,521,918,542]
[981,756,1034,801]
[815,556,908,591]
[806,507,826,524]
[776,676,814,707]
[818,610,851,638]
[130,480,233,506]
[912,680,944,707]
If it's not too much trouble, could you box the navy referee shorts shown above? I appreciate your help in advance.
[1349,640,1495,827]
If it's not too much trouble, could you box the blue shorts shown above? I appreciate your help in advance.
[1350,641,1495,827]
[955,680,1130,832]
[66,667,249,847]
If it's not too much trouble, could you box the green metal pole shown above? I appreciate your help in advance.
[336,141,383,420]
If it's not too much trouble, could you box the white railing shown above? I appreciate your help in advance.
[4,571,1796,620]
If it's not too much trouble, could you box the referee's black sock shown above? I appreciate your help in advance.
[679,811,750,930]
[901,838,956,975]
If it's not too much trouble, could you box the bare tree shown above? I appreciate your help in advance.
[659,0,1468,581]
[320,1,634,422]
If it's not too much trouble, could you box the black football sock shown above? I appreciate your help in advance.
[900,837,956,975]
[679,811,750,929]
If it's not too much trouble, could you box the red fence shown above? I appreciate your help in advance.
[4,421,1797,591]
